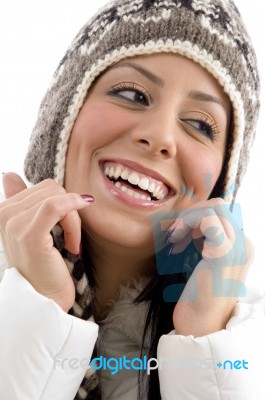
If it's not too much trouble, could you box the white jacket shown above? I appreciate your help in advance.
[0,243,265,400]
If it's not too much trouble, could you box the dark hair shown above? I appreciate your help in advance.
[74,117,234,400]
[75,139,233,400]
[79,231,200,400]
[135,242,201,400]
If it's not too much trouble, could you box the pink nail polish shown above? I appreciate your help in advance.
[80,194,94,202]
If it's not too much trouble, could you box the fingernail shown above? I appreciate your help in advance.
[80,194,94,203]
[167,246,173,256]
[166,229,173,244]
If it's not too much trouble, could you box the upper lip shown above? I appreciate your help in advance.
[99,158,176,196]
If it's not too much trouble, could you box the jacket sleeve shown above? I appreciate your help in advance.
[0,248,98,400]
[157,292,265,400]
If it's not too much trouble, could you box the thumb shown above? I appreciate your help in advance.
[2,172,27,199]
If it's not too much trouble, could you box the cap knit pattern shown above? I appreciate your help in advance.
[24,0,260,204]
[23,1,260,399]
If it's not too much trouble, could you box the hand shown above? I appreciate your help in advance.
[168,198,251,337]
[0,172,93,312]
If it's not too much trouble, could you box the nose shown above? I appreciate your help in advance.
[130,107,177,159]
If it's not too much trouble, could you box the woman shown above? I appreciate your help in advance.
[0,0,264,399]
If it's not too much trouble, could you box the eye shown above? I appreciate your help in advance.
[117,89,148,105]
[182,118,218,141]
[107,82,150,106]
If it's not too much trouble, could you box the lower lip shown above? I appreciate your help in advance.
[101,170,168,210]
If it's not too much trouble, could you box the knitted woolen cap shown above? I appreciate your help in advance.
[24,0,260,203]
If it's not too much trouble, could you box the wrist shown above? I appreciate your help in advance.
[173,303,235,337]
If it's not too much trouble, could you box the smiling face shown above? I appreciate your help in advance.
[64,53,231,257]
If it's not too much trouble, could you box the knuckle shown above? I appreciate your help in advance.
[56,185,66,195]
[39,178,57,188]
[40,179,65,194]
[0,205,12,227]
[42,178,57,186]
[41,178,63,190]
[41,198,61,215]
[67,192,79,203]
[210,197,226,206]
[19,229,33,247]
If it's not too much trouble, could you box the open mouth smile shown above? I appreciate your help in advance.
[101,160,174,205]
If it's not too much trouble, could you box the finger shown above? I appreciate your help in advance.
[245,237,254,266]
[169,207,215,243]
[0,178,60,209]
[177,209,231,259]
[0,184,67,228]
[168,200,218,241]
[169,200,231,244]
[168,204,234,258]
[199,214,231,258]
[30,193,93,248]
[170,231,192,254]
[6,183,65,212]
[2,172,27,199]
[60,210,82,255]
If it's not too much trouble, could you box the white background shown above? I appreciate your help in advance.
[0,1,264,288]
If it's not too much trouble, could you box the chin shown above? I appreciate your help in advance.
[86,220,154,254]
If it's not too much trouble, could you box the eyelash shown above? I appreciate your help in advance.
[107,82,219,141]
[107,82,150,106]
[181,117,219,142]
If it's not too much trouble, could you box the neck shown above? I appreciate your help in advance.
[83,231,155,319]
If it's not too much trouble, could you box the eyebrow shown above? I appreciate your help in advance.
[111,62,226,111]
[111,62,164,87]
[187,90,227,111]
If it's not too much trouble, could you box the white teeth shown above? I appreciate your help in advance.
[104,167,110,175]
[148,182,156,193]
[128,172,140,186]
[104,164,167,201]
[156,191,163,200]
[109,167,115,178]
[153,186,161,197]
[139,194,151,201]
[114,166,122,179]
[114,182,151,201]
[138,177,149,191]
[121,170,129,180]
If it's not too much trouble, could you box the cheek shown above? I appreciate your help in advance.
[65,102,136,191]
[70,103,134,148]
[183,145,223,200]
